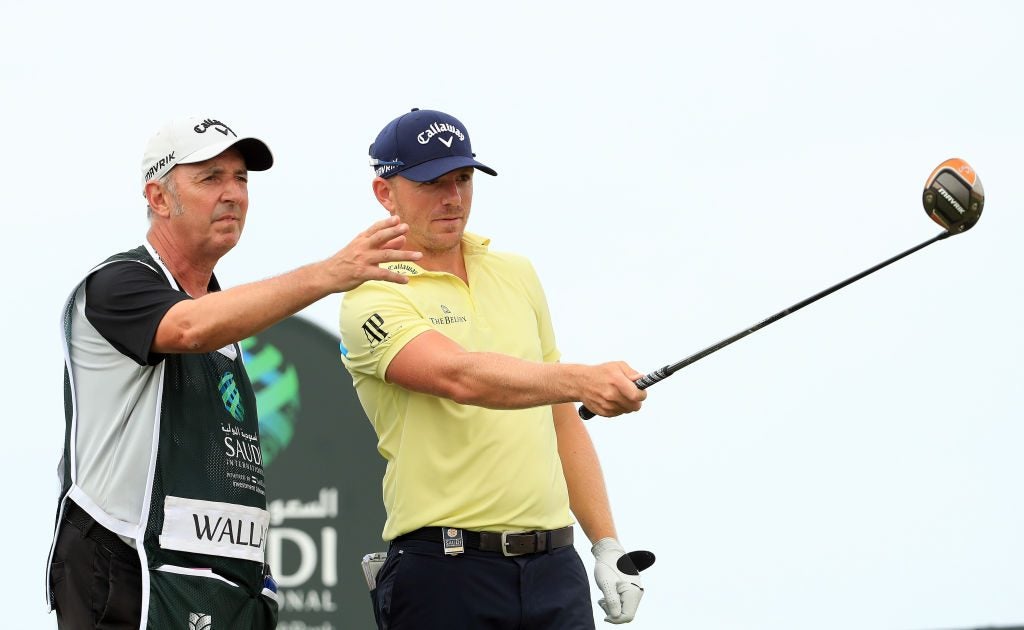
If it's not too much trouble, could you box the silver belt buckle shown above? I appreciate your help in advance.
[500,530,531,557]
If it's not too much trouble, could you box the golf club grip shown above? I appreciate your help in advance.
[577,366,672,419]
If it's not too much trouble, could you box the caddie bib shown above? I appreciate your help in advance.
[47,245,279,629]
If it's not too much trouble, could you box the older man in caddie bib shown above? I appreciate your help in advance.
[46,116,421,629]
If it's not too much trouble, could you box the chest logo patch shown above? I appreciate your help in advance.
[362,313,389,347]
[218,372,245,422]
[430,304,469,326]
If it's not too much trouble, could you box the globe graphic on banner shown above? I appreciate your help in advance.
[240,336,300,467]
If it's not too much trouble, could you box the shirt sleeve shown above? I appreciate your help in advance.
[84,261,192,366]
[339,283,435,382]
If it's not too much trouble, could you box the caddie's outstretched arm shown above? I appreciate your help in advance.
[153,216,422,354]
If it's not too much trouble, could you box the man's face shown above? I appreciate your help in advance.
[383,167,474,254]
[164,149,249,258]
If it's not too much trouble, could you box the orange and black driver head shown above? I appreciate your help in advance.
[922,158,984,233]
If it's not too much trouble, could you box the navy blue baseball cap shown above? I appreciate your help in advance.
[369,108,497,181]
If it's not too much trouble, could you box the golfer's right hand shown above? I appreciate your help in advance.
[327,216,423,291]
[579,362,646,417]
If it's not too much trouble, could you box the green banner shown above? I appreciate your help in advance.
[242,315,385,630]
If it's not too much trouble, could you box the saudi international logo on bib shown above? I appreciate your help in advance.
[218,372,245,422]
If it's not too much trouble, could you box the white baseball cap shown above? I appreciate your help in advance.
[140,116,273,191]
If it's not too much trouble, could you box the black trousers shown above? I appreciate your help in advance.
[50,501,142,629]
[373,538,596,630]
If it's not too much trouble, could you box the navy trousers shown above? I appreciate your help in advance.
[372,538,596,629]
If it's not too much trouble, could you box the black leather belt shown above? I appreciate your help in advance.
[395,525,574,556]
[63,500,135,555]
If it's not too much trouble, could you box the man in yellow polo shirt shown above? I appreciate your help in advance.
[340,108,650,628]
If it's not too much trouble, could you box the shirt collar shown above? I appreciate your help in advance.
[379,232,491,277]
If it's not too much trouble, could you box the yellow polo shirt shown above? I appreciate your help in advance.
[339,233,572,541]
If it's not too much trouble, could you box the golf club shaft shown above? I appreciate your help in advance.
[579,230,952,420]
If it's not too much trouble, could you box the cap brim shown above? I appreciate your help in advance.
[398,156,497,182]
[179,137,274,172]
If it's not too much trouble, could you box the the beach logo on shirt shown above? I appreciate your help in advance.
[218,372,246,422]
[430,305,468,326]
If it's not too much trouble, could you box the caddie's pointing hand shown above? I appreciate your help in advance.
[328,215,423,291]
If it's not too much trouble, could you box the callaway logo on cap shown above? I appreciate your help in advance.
[369,108,497,182]
[140,116,274,191]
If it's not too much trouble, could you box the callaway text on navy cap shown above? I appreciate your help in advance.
[369,108,497,182]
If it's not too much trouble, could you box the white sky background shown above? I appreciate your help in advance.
[2,1,1021,628]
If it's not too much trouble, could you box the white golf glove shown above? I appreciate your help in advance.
[591,537,644,624]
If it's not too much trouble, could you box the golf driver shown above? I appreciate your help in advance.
[579,158,984,420]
